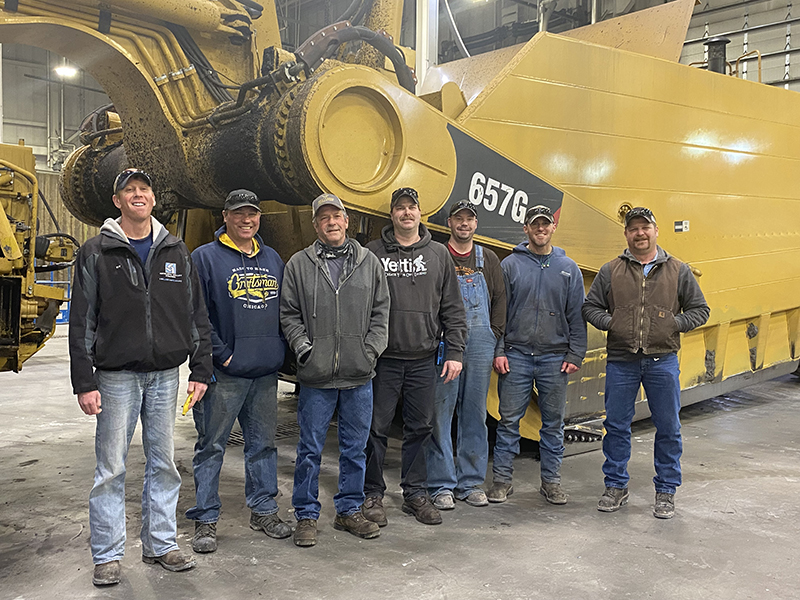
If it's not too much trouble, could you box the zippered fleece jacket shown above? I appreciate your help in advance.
[280,238,390,389]
[582,246,710,362]
[192,226,286,379]
[367,224,466,362]
[496,243,587,367]
[69,217,213,394]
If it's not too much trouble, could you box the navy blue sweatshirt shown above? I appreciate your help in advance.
[191,226,286,378]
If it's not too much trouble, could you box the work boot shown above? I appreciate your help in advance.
[333,511,381,539]
[293,519,318,547]
[92,560,120,586]
[142,549,196,572]
[486,482,513,503]
[540,481,568,505]
[361,496,388,527]
[463,490,489,507]
[401,496,442,525]
[250,512,292,539]
[653,492,675,519]
[597,487,629,512]
[192,522,217,553]
[433,491,455,510]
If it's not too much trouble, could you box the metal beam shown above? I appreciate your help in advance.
[415,0,439,93]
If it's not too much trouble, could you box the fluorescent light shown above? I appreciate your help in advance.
[55,65,78,78]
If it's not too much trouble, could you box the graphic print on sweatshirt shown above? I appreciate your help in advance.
[380,255,427,277]
[226,265,279,309]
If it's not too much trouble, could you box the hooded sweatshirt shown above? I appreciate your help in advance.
[367,223,466,361]
[497,243,587,366]
[69,217,213,394]
[191,226,286,379]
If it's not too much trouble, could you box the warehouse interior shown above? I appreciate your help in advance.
[2,0,800,598]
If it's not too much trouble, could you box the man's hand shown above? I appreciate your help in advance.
[186,381,209,409]
[440,360,462,384]
[78,390,102,415]
[493,356,510,374]
[561,361,580,375]
[223,355,232,367]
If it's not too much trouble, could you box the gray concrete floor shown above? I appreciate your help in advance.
[1,326,799,600]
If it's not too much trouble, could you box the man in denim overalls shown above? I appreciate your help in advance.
[427,200,506,509]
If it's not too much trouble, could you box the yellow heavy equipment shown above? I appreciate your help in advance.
[1,0,798,441]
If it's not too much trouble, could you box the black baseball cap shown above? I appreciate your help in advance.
[224,189,262,212]
[449,199,478,217]
[113,168,152,193]
[524,205,555,226]
[390,187,419,208]
[624,206,656,226]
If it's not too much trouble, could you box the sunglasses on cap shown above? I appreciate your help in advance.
[524,205,555,225]
[391,187,419,206]
[624,207,656,225]
[449,199,478,217]
[114,168,153,192]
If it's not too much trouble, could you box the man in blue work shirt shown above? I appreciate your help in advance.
[488,205,587,505]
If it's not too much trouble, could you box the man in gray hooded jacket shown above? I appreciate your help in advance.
[280,193,390,547]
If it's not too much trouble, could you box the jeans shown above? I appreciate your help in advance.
[185,370,279,523]
[90,368,181,564]
[493,350,568,484]
[427,331,495,499]
[292,382,373,520]
[602,353,682,494]
[364,356,436,500]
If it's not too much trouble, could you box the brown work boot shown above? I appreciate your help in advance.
[401,495,442,525]
[92,560,120,586]
[293,519,318,547]
[142,549,196,572]
[361,495,388,527]
[597,487,629,512]
[540,480,568,505]
[486,482,513,503]
[334,511,381,539]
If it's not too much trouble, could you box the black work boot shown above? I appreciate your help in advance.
[401,496,442,525]
[293,519,318,547]
[540,481,568,505]
[486,482,513,503]
[597,486,629,512]
[653,492,675,519]
[192,521,217,553]
[92,561,120,586]
[250,512,292,539]
[361,496,388,527]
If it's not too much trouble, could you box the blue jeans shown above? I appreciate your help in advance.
[602,354,682,494]
[427,331,495,499]
[493,350,568,484]
[186,370,279,523]
[90,368,181,564]
[293,382,373,520]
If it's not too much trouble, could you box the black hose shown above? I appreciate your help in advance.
[37,190,62,233]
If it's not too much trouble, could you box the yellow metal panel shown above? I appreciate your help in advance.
[678,330,707,389]
[764,311,791,368]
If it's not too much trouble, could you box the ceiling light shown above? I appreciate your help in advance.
[55,65,78,78]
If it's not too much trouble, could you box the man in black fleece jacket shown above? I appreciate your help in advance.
[362,187,467,527]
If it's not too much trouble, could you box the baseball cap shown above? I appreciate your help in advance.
[624,206,656,226]
[524,205,555,226]
[113,168,152,193]
[312,193,346,217]
[390,187,419,209]
[224,189,262,212]
[449,199,478,218]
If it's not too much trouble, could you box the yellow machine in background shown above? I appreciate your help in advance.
[1,0,798,440]
[0,142,77,371]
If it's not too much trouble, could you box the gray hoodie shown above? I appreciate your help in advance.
[280,238,390,389]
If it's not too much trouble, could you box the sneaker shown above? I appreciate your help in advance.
[142,549,196,572]
[361,496,388,527]
[92,560,120,586]
[293,519,318,547]
[250,512,292,539]
[433,492,455,510]
[401,496,442,525]
[463,490,489,507]
[192,522,217,553]
[333,511,381,539]
[486,482,513,503]
[597,486,629,512]
[540,481,568,505]
[653,492,675,519]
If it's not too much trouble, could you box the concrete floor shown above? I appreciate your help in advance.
[1,326,799,600]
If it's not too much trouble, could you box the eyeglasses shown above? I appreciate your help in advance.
[114,168,152,192]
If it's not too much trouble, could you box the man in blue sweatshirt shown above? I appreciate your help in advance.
[488,205,587,505]
[186,189,292,553]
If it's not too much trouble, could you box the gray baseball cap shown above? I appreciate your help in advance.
[312,193,346,217]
